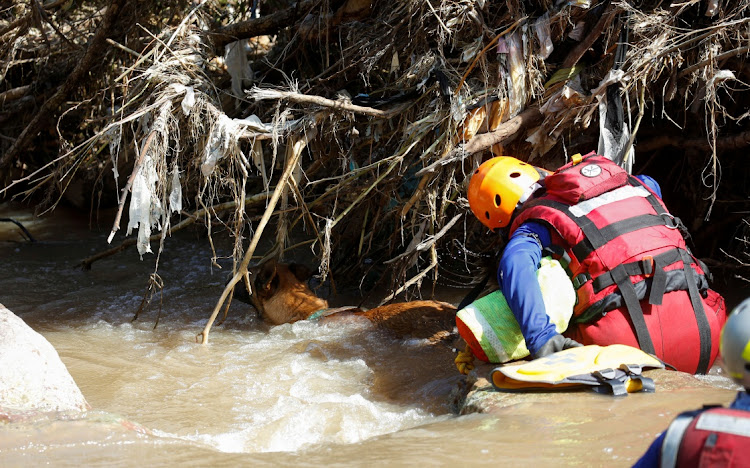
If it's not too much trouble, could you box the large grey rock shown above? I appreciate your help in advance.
[0,304,89,414]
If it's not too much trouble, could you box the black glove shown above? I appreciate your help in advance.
[532,334,583,360]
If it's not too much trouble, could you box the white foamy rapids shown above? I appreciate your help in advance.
[143,320,438,453]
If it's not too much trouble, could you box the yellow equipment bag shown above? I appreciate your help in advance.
[490,344,665,396]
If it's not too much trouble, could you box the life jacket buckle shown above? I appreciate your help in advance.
[572,273,590,289]
[659,213,680,230]
[641,256,655,278]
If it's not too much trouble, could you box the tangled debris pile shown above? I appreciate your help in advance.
[1,0,749,309]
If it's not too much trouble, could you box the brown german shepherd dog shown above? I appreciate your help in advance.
[236,257,457,343]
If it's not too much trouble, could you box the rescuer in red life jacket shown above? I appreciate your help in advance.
[467,152,727,374]
[633,297,750,467]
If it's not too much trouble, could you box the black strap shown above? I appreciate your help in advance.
[572,213,678,261]
[611,264,656,354]
[591,248,683,294]
[648,254,668,306]
[619,364,656,393]
[680,250,712,374]
[591,368,629,396]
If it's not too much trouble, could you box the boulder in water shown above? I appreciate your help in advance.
[0,304,89,414]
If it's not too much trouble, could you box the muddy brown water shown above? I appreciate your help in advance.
[0,202,741,467]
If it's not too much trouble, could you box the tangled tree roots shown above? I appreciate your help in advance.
[1,0,749,316]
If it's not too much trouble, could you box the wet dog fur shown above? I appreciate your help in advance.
[235,257,457,343]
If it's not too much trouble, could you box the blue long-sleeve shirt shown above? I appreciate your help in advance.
[632,390,750,467]
[498,175,663,355]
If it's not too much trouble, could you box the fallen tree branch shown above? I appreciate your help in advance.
[416,104,542,176]
[678,44,750,78]
[80,191,272,270]
[562,3,618,69]
[455,16,527,95]
[209,0,320,49]
[0,85,30,105]
[198,127,316,345]
[0,0,128,171]
[385,213,462,264]
[248,87,411,118]
[0,13,30,39]
[380,258,438,304]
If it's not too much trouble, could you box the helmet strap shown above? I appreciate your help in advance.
[518,182,542,205]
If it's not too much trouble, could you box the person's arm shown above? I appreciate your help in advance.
[635,174,662,198]
[730,390,750,410]
[631,432,664,468]
[498,221,559,355]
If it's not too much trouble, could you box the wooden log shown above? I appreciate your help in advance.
[209,0,319,49]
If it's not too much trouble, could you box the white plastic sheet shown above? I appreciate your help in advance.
[126,150,161,256]
[505,30,527,116]
[200,113,271,177]
[534,13,553,60]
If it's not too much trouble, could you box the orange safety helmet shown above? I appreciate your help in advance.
[468,156,541,230]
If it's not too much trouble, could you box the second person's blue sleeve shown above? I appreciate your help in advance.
[498,221,559,355]
[631,432,664,468]
[635,174,662,199]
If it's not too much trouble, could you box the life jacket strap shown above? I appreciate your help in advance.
[619,363,656,393]
[590,364,655,396]
[680,250,712,374]
[571,213,681,261]
[590,248,685,295]
[591,368,629,396]
[661,410,703,468]
[610,263,657,355]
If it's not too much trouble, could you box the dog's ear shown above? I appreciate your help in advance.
[256,257,278,295]
[288,263,313,283]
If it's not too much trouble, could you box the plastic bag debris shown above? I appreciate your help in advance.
[126,149,161,256]
[534,13,553,59]
[505,29,528,116]
[169,165,182,214]
[201,113,270,177]
[225,40,253,101]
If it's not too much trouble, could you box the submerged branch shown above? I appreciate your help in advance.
[199,127,316,345]
[80,191,272,270]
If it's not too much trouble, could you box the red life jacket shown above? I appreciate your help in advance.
[660,406,750,467]
[509,152,714,372]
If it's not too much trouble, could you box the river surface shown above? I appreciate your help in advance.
[0,202,742,467]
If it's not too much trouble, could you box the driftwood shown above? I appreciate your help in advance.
[0,0,128,171]
[416,105,543,177]
[1,0,749,311]
[80,191,272,270]
[209,0,320,49]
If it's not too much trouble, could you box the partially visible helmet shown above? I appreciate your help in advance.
[467,156,541,230]
[720,297,750,388]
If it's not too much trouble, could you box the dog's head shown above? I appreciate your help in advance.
[235,257,329,325]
